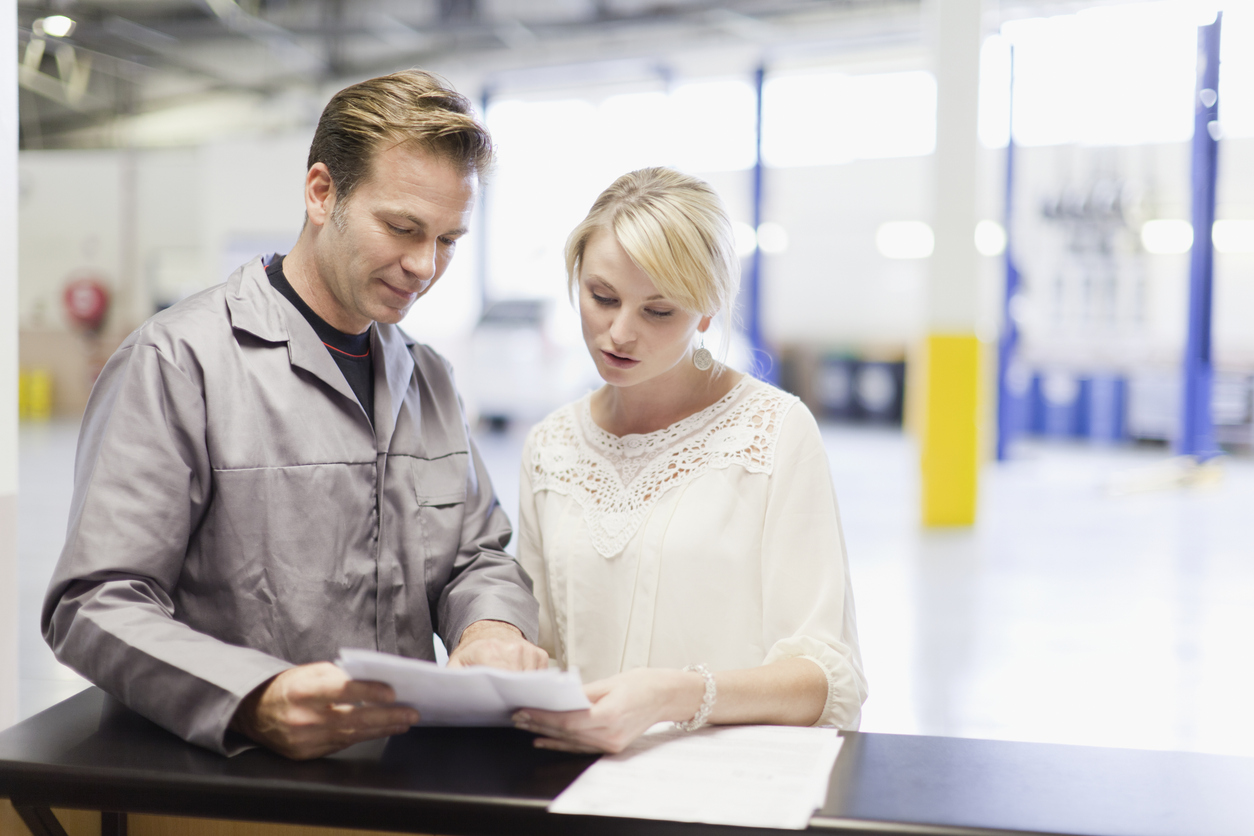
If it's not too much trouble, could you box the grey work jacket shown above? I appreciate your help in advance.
[42,257,539,755]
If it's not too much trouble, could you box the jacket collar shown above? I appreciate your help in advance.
[373,321,416,446]
[226,255,417,445]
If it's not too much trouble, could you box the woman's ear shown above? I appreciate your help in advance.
[697,315,713,333]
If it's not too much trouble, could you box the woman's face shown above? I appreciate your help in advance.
[577,228,709,389]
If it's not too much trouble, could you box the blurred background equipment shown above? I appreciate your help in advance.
[463,298,600,431]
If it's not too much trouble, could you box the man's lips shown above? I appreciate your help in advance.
[380,279,419,303]
[600,349,639,369]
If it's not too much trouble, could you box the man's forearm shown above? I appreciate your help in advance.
[455,618,523,648]
[446,619,548,670]
[46,580,293,754]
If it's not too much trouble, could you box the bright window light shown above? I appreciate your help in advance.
[1141,219,1193,254]
[38,14,76,38]
[876,222,934,260]
[757,222,789,254]
[1213,220,1254,254]
[732,221,757,257]
[670,80,757,172]
[975,220,1007,256]
[599,91,674,172]
[1001,3,1197,146]
[851,72,936,159]
[1220,6,1254,139]
[762,72,855,167]
[762,70,935,167]
[487,98,598,170]
[979,34,1012,149]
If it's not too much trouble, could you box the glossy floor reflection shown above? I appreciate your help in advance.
[16,418,1254,758]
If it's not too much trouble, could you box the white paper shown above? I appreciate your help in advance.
[336,648,591,726]
[549,724,844,830]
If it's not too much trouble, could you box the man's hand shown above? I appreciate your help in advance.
[447,620,548,670]
[230,662,420,760]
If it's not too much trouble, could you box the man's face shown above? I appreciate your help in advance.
[309,142,477,334]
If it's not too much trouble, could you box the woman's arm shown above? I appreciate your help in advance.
[514,656,827,754]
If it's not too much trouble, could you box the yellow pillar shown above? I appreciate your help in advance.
[921,0,985,526]
[922,335,981,525]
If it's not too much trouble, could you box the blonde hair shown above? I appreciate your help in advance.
[565,168,740,320]
[308,69,492,212]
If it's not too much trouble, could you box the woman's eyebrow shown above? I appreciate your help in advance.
[585,275,666,302]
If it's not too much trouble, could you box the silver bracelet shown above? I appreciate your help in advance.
[675,664,717,732]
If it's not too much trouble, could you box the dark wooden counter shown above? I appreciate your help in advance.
[2,688,1253,836]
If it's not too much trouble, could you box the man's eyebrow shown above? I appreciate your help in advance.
[388,212,468,237]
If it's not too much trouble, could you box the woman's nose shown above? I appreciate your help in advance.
[608,311,635,346]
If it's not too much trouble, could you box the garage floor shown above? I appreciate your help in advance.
[17,417,1254,757]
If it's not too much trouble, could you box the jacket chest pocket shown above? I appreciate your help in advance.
[412,454,469,564]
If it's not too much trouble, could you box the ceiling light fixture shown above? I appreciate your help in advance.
[36,15,76,38]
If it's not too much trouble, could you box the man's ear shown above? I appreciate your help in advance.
[304,162,336,228]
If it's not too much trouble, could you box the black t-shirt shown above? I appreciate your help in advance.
[266,255,375,427]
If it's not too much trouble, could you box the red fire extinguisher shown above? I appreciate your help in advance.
[63,276,110,333]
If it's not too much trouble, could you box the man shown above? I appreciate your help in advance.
[42,70,546,760]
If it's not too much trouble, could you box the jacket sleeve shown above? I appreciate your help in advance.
[42,340,293,756]
[760,403,869,729]
[431,361,540,650]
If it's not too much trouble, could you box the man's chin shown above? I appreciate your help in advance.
[370,304,412,325]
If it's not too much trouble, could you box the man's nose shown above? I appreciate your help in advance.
[402,240,438,282]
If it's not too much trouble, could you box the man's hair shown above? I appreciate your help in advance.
[564,167,740,318]
[308,69,493,210]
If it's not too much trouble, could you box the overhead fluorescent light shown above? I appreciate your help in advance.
[757,222,788,255]
[975,220,1006,256]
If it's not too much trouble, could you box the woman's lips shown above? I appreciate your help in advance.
[601,350,640,369]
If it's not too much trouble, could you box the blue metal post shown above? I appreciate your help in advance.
[996,45,1021,461]
[747,64,776,383]
[1178,13,1222,460]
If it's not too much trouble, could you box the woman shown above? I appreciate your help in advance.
[513,168,867,754]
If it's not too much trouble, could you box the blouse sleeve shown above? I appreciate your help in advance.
[760,402,869,729]
[517,430,561,666]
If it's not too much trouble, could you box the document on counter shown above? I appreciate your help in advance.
[336,648,591,726]
[548,724,843,830]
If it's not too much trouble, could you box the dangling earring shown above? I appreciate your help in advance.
[693,336,713,371]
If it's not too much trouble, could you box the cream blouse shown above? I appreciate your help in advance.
[517,376,868,728]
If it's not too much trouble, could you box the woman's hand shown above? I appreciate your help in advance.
[513,668,705,754]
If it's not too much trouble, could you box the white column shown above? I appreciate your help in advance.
[1,0,21,730]
[920,0,985,526]
[930,0,982,331]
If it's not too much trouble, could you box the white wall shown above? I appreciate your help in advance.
[2,0,20,731]
[19,151,124,331]
[18,134,310,336]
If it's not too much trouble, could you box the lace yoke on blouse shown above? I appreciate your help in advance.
[527,378,799,557]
